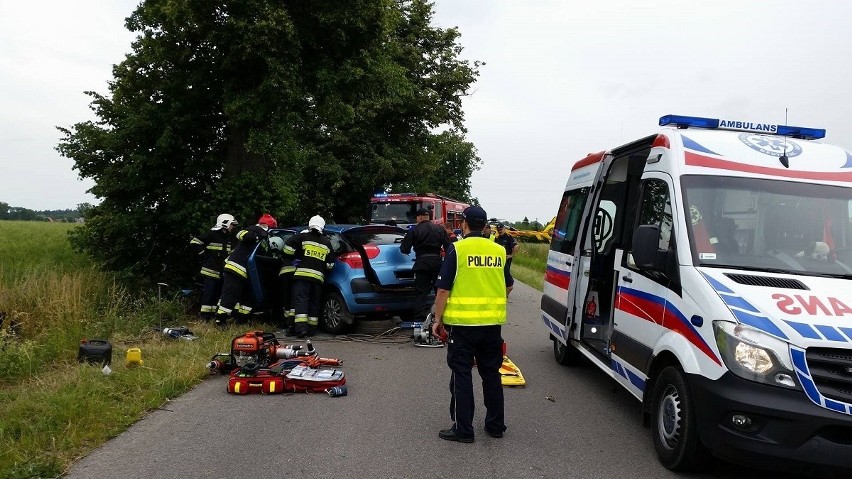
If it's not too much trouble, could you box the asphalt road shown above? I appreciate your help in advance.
[66,282,813,479]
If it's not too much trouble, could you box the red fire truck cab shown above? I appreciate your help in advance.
[368,193,469,229]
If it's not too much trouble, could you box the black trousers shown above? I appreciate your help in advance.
[446,324,505,437]
[199,275,223,319]
[292,279,322,330]
[217,270,252,322]
[413,269,439,321]
[271,274,294,327]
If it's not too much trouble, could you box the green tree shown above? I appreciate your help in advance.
[57,0,480,284]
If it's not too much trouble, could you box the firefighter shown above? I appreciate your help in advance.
[400,207,452,324]
[268,236,297,333]
[432,205,512,443]
[190,214,238,320]
[215,213,277,326]
[283,215,334,337]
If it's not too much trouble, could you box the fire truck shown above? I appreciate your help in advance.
[368,193,469,229]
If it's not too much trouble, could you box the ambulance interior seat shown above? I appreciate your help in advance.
[764,202,818,254]
[708,216,738,254]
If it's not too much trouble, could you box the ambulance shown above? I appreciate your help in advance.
[541,115,852,472]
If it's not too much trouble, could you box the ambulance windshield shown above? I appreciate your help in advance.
[681,175,852,277]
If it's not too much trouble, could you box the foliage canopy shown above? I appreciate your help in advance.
[57,0,481,284]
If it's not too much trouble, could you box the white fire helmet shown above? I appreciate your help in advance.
[212,213,238,230]
[308,215,325,233]
[268,236,285,252]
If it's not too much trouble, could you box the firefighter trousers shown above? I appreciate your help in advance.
[292,278,322,335]
[216,270,253,323]
[199,274,223,320]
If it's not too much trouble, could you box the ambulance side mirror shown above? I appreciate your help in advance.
[632,225,666,272]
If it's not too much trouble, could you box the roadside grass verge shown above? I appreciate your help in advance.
[0,221,256,478]
[511,242,548,291]
[0,323,250,478]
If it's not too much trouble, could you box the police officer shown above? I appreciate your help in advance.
[190,213,238,320]
[482,224,496,241]
[400,207,452,323]
[432,205,513,443]
[495,223,520,279]
[215,213,277,326]
[283,215,334,337]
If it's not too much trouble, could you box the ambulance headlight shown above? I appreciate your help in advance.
[713,321,799,390]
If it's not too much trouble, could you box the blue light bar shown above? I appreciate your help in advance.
[659,115,719,129]
[776,124,826,140]
[659,114,825,140]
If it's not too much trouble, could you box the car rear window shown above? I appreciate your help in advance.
[345,229,405,246]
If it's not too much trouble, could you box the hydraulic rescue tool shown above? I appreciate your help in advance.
[410,313,448,348]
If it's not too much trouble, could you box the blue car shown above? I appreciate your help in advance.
[247,224,422,333]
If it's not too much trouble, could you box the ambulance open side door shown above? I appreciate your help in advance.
[565,153,615,345]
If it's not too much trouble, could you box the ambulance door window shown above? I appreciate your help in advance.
[627,178,676,287]
[551,187,589,254]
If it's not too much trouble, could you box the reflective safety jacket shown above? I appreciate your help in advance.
[283,230,334,283]
[224,225,268,279]
[443,237,507,326]
[190,228,235,279]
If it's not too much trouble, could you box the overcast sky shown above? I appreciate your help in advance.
[2,1,851,223]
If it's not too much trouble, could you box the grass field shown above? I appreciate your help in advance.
[511,242,548,290]
[0,221,251,478]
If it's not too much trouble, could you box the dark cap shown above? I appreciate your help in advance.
[497,223,505,229]
[415,207,430,216]
[462,206,487,223]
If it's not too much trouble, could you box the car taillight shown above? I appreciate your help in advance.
[363,244,380,259]
[338,252,363,269]
[338,244,380,269]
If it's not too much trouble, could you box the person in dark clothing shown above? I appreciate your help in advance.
[400,207,452,323]
[432,205,513,443]
[443,222,458,242]
[190,213,238,320]
[267,236,296,330]
[283,215,334,337]
[215,213,277,326]
[495,223,520,286]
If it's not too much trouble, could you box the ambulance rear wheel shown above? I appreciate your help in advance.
[553,336,581,366]
[650,366,709,471]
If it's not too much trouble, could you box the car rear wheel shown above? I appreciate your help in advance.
[321,292,353,334]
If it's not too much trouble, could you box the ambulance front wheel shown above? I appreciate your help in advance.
[552,336,581,366]
[650,366,709,471]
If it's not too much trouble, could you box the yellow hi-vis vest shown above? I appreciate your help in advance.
[443,237,507,326]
